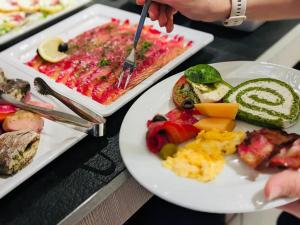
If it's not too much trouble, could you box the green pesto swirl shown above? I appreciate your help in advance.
[223,78,300,128]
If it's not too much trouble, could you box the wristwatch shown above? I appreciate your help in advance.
[223,0,247,26]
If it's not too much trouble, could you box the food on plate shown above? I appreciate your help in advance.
[0,68,30,101]
[0,104,16,121]
[159,143,177,160]
[39,0,64,14]
[2,110,44,133]
[0,0,20,12]
[0,68,50,176]
[238,128,300,169]
[17,0,40,12]
[163,130,245,182]
[224,78,300,129]
[184,64,222,84]
[27,19,190,105]
[189,80,231,103]
[0,0,75,37]
[37,37,68,63]
[0,129,40,175]
[0,12,26,35]
[185,65,231,103]
[164,108,200,124]
[172,64,232,107]
[146,121,199,153]
[146,109,200,153]
[144,62,300,184]
[195,103,239,119]
[193,118,236,132]
[172,76,199,108]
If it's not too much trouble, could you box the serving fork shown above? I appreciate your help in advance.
[117,0,152,89]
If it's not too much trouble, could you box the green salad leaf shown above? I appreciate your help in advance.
[184,64,222,84]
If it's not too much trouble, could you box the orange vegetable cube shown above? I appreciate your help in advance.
[195,103,239,120]
[193,118,236,132]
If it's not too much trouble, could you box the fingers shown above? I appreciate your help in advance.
[137,0,177,32]
[278,201,300,218]
[165,6,175,32]
[136,0,145,5]
[158,4,168,27]
[265,170,300,200]
[149,2,160,20]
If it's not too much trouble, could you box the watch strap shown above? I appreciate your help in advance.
[224,0,247,26]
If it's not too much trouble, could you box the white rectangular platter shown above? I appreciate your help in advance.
[0,61,86,199]
[0,4,214,117]
[0,0,91,45]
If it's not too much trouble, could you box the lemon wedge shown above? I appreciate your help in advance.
[37,37,67,63]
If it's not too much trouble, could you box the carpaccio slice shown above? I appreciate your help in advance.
[27,19,191,105]
[146,109,200,153]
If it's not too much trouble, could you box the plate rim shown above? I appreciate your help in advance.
[119,60,299,213]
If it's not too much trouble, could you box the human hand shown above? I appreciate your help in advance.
[136,0,231,32]
[265,170,300,218]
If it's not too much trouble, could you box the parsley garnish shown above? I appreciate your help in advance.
[141,41,152,50]
[98,58,111,67]
[138,41,153,59]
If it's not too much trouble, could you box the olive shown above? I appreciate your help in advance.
[159,143,178,160]
[58,42,68,52]
[152,114,167,122]
[181,98,194,109]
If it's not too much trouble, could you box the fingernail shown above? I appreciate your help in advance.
[268,187,281,200]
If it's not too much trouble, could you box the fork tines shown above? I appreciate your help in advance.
[117,50,136,89]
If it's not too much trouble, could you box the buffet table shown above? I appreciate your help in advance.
[0,1,299,225]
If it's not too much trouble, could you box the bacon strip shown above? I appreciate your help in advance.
[238,129,300,169]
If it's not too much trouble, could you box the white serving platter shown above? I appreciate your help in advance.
[0,0,91,45]
[0,61,86,199]
[0,4,214,117]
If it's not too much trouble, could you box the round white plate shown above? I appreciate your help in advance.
[119,61,300,213]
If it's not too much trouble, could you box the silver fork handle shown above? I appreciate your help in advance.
[133,0,152,48]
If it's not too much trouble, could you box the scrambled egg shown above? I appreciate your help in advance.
[163,130,245,182]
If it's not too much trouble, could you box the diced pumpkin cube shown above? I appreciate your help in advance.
[195,103,239,120]
[193,118,236,132]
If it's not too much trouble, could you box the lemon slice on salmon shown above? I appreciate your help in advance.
[37,37,67,63]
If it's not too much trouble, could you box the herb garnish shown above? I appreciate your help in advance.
[184,64,222,84]
[98,58,111,67]
[137,41,153,59]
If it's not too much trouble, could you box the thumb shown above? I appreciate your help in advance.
[278,201,300,218]
[265,170,300,200]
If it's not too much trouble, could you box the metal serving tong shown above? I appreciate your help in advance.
[117,0,152,89]
[0,92,105,137]
[34,77,105,124]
